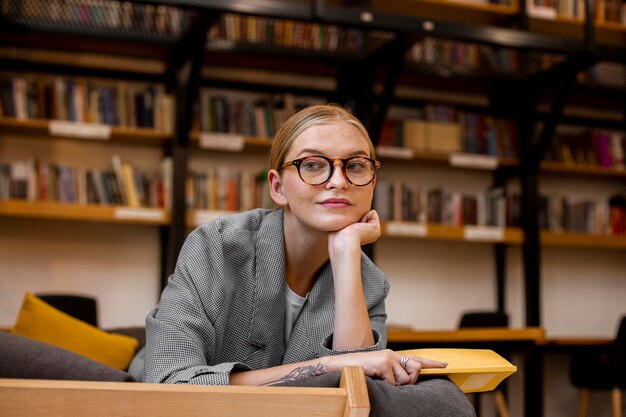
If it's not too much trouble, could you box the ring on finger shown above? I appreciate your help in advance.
[400,355,410,369]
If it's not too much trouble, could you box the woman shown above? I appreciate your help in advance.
[135,104,474,416]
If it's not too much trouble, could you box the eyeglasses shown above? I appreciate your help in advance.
[279,155,381,186]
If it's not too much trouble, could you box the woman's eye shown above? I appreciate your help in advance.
[302,160,325,170]
[347,160,366,170]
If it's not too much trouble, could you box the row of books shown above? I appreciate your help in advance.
[379,114,519,158]
[608,191,626,235]
[374,182,520,228]
[407,37,565,75]
[545,130,625,170]
[449,0,515,5]
[538,192,626,235]
[0,75,174,131]
[206,13,395,54]
[0,0,193,36]
[186,168,272,212]
[0,156,172,209]
[578,61,626,88]
[195,91,324,138]
[375,180,626,236]
[527,0,626,24]
[446,0,516,6]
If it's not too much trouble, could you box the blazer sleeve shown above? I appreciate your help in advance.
[143,223,251,385]
[318,255,390,356]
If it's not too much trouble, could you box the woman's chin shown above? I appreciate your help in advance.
[315,216,360,233]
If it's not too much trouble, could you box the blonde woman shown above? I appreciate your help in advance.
[134,104,474,416]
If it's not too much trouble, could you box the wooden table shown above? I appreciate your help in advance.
[386,327,546,417]
[388,326,546,344]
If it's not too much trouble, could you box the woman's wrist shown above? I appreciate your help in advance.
[320,354,340,374]
[328,235,360,262]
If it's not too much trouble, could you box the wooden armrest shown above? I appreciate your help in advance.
[0,366,369,417]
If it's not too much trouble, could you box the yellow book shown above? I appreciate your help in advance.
[397,348,516,393]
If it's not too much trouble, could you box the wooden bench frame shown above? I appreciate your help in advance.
[0,366,369,417]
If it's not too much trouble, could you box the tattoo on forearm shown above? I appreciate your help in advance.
[264,363,328,386]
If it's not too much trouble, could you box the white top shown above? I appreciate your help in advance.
[284,284,308,347]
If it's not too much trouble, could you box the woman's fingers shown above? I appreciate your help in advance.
[410,355,448,369]
[360,209,380,224]
[349,350,446,386]
[403,358,422,385]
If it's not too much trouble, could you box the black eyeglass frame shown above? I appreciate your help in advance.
[279,155,381,186]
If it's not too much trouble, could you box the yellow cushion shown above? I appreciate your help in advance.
[12,292,138,371]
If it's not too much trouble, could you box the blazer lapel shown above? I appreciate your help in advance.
[283,261,335,363]
[247,209,286,369]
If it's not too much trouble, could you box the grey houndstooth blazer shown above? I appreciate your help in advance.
[141,208,390,385]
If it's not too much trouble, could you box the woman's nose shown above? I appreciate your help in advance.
[325,161,349,189]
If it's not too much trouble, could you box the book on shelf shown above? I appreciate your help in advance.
[0,156,170,209]
[195,90,325,139]
[0,0,193,37]
[537,192,626,236]
[406,37,565,76]
[186,167,272,213]
[0,74,174,132]
[579,61,626,89]
[206,13,395,55]
[374,181,519,228]
[609,191,626,235]
[545,130,625,170]
[379,105,518,159]
[527,0,626,24]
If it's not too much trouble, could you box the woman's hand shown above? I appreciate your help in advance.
[329,349,447,386]
[328,210,381,256]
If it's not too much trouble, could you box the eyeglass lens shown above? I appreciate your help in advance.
[299,156,375,185]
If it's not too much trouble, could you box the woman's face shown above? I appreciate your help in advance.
[272,121,376,233]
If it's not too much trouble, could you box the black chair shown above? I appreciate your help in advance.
[460,311,509,328]
[36,293,99,327]
[459,311,510,417]
[570,315,626,417]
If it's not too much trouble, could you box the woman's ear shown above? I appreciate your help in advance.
[268,169,288,207]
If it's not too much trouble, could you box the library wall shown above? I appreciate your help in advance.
[0,218,160,328]
[0,132,165,328]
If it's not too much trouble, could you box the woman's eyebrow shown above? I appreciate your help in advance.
[296,148,370,158]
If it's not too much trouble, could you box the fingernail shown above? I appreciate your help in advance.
[441,362,448,366]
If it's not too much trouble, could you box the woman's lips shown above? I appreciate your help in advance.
[320,198,351,208]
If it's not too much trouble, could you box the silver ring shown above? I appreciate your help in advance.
[400,355,409,369]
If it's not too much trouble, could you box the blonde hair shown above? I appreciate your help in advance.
[269,104,376,170]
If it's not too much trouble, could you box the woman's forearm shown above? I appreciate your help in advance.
[230,356,335,386]
[329,239,375,350]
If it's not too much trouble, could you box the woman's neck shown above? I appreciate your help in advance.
[283,214,329,297]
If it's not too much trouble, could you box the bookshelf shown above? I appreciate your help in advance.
[0,199,169,225]
[0,118,172,144]
[1,3,625,416]
[382,221,524,244]
[541,230,626,249]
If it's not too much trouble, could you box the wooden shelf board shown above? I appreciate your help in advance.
[382,221,523,244]
[186,209,236,227]
[371,0,518,25]
[541,161,626,177]
[189,131,273,151]
[0,118,172,143]
[0,200,169,225]
[387,326,546,343]
[377,148,519,169]
[382,223,626,248]
[529,16,626,46]
[541,231,626,249]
